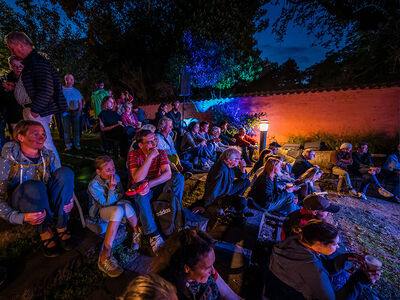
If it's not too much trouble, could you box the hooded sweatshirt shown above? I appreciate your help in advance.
[91,89,109,119]
[269,236,369,300]
[0,141,60,224]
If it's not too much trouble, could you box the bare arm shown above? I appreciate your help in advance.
[216,273,243,300]
[148,163,171,188]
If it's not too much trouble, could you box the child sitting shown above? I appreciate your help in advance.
[88,155,140,278]
[121,102,141,130]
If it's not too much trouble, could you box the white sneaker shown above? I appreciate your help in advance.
[98,256,123,278]
[378,188,393,198]
[357,192,367,200]
[149,234,164,254]
[349,189,358,197]
[131,232,141,251]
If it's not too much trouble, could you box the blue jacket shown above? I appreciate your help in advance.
[383,151,400,172]
[0,141,60,224]
[87,174,124,207]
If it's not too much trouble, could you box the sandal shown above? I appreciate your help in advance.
[41,237,61,257]
[58,230,75,251]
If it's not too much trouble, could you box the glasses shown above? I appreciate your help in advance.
[11,64,23,69]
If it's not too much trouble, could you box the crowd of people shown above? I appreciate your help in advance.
[0,31,399,299]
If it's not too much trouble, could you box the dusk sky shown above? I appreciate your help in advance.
[254,3,335,70]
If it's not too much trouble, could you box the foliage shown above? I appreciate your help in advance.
[287,132,398,154]
[212,99,266,133]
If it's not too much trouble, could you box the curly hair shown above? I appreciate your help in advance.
[153,229,215,297]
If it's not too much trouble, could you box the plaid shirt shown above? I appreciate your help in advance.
[121,112,140,128]
[127,148,169,184]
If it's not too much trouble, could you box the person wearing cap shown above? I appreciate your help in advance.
[330,143,358,197]
[349,142,392,200]
[292,149,315,179]
[268,141,281,154]
[282,193,340,240]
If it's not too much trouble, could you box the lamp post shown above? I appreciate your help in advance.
[259,120,269,152]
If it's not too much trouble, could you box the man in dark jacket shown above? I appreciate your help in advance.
[349,143,392,199]
[6,31,67,163]
[292,149,315,179]
[193,148,250,213]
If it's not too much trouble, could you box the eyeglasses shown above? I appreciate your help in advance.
[11,64,23,69]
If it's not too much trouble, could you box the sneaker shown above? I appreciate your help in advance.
[98,256,123,278]
[357,192,367,200]
[149,234,164,254]
[378,188,393,198]
[349,189,358,197]
[131,232,141,251]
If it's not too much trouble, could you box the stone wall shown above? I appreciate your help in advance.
[139,87,400,144]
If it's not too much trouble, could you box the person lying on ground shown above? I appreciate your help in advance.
[329,143,358,197]
[88,155,140,278]
[292,149,315,179]
[193,148,250,214]
[349,142,392,200]
[0,120,75,257]
[267,220,382,300]
[281,193,340,240]
[127,130,184,254]
[153,228,243,300]
[249,157,299,216]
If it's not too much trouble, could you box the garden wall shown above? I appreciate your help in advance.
[140,87,400,145]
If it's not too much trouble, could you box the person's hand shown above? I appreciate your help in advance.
[238,158,247,169]
[200,140,207,146]
[192,206,205,214]
[364,268,382,284]
[2,81,15,91]
[292,197,299,205]
[137,121,142,128]
[30,111,39,118]
[63,198,74,213]
[286,183,300,193]
[109,174,117,190]
[148,149,159,160]
[24,211,46,225]
[138,184,150,196]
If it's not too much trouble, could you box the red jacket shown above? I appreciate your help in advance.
[234,133,257,147]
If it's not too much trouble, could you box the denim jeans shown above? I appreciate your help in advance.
[8,167,74,234]
[133,171,184,235]
[62,112,81,148]
[357,167,382,194]
[332,167,353,192]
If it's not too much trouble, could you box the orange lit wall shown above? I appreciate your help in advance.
[140,87,400,144]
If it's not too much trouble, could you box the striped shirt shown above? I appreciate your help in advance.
[127,149,169,183]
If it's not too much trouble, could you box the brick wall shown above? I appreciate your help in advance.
[140,87,400,144]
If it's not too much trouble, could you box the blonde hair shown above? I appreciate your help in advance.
[94,155,113,170]
[264,157,282,175]
[13,120,45,141]
[157,117,172,131]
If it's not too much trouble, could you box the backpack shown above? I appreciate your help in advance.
[151,188,185,237]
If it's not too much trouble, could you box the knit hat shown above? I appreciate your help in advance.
[340,143,352,150]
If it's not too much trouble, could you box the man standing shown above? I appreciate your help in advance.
[6,31,67,163]
[166,100,182,132]
[292,149,315,179]
[127,130,184,253]
[62,74,82,151]
[91,79,108,120]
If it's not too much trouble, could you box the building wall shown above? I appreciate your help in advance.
[140,87,400,143]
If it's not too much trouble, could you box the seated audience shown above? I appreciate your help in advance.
[198,121,210,140]
[268,141,281,154]
[209,126,229,155]
[267,220,381,300]
[153,229,242,300]
[180,121,213,170]
[292,149,315,179]
[329,143,358,197]
[219,121,236,145]
[121,102,141,131]
[249,157,299,216]
[294,166,324,203]
[133,105,149,124]
[166,100,182,134]
[121,274,177,300]
[127,130,184,253]
[88,156,140,278]
[0,120,75,257]
[154,103,168,126]
[156,117,193,172]
[282,194,340,240]
[99,96,135,156]
[382,144,400,202]
[234,127,258,165]
[194,148,250,213]
[349,142,392,199]
[250,149,272,177]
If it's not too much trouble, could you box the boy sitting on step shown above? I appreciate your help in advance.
[88,155,140,278]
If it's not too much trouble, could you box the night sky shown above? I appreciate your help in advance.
[254,3,336,70]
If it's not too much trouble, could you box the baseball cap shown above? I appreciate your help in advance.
[303,194,340,213]
[269,141,281,147]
